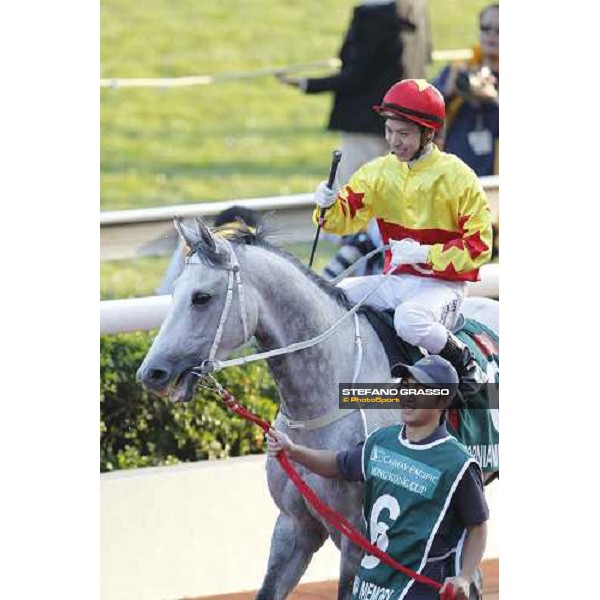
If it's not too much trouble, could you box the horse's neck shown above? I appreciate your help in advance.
[242,248,360,420]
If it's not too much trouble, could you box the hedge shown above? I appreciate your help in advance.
[100,332,279,472]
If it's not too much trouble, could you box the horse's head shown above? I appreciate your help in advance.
[137,217,260,402]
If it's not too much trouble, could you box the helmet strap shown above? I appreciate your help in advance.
[409,128,434,162]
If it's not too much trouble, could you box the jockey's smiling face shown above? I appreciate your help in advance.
[385,118,432,162]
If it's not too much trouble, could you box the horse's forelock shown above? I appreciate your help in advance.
[213,217,272,246]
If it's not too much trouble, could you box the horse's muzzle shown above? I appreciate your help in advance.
[136,362,173,394]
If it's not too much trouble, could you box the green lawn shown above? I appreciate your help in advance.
[100,0,490,298]
[101,0,490,211]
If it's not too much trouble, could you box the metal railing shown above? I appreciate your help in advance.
[100,263,498,335]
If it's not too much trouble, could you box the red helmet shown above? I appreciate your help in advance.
[373,79,445,131]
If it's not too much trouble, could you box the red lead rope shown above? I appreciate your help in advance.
[217,388,456,600]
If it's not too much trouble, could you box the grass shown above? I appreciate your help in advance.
[100,255,172,300]
[101,0,490,211]
[100,0,490,298]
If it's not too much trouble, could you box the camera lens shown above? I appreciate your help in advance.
[455,71,471,93]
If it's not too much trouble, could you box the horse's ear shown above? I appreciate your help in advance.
[195,217,218,252]
[174,217,201,249]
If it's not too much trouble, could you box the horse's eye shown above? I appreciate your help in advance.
[191,291,212,306]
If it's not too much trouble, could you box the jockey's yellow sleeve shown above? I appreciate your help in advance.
[313,147,493,282]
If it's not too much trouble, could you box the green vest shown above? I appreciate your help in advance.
[352,425,476,600]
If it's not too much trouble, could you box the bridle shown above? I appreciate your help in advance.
[186,238,395,430]
[192,239,250,372]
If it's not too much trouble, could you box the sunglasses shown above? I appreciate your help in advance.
[480,25,499,34]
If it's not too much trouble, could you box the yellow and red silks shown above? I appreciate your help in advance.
[314,146,492,282]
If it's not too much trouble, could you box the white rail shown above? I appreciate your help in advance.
[100,176,499,261]
[100,50,473,89]
[100,295,173,335]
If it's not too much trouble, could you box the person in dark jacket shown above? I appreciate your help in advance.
[277,0,406,184]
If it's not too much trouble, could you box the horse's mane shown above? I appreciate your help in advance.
[197,218,354,311]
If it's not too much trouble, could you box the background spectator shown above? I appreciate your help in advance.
[433,3,499,177]
[396,0,432,79]
[276,0,405,185]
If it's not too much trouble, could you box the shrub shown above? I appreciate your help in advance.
[100,332,279,472]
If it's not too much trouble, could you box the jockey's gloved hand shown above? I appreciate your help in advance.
[314,181,337,209]
[390,238,431,266]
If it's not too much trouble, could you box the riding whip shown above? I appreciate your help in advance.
[308,149,342,268]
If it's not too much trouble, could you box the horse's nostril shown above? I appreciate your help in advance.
[148,368,169,383]
[137,363,173,392]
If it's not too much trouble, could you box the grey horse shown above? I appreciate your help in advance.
[137,218,499,600]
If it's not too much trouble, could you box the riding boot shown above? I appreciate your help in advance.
[437,332,487,398]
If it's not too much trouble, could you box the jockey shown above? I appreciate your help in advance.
[313,78,493,396]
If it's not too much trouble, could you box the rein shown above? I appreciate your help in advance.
[197,374,456,600]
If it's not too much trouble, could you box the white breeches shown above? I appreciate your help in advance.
[338,274,467,353]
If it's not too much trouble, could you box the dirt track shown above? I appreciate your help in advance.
[191,558,499,600]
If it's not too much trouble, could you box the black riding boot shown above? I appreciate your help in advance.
[438,332,487,398]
